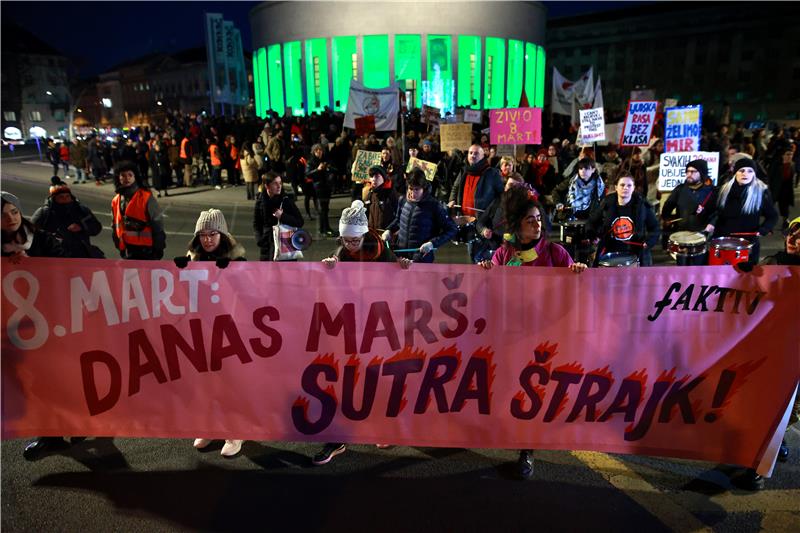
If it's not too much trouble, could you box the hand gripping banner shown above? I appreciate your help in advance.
[2,259,798,475]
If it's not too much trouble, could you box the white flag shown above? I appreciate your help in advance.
[571,67,595,126]
[551,67,575,116]
[592,76,604,110]
[343,80,400,132]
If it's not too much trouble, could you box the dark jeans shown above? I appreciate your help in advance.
[211,166,222,187]
[318,198,331,233]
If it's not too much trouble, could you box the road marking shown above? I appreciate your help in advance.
[572,451,712,532]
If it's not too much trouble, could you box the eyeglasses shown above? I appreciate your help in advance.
[199,231,220,239]
[341,237,363,246]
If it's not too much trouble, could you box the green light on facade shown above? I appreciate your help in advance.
[252,54,260,117]
[525,42,537,109]
[457,35,481,109]
[332,36,357,112]
[507,39,523,108]
[256,48,269,118]
[363,35,390,89]
[395,34,421,107]
[535,45,546,107]
[484,37,505,109]
[427,34,452,81]
[284,41,304,116]
[267,44,284,116]
[305,38,330,114]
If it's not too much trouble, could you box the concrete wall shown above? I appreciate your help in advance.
[249,1,546,49]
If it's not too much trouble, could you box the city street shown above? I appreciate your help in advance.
[1,154,799,532]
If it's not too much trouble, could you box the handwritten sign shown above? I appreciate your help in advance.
[421,105,440,125]
[657,151,720,191]
[439,123,473,152]
[463,109,482,124]
[490,107,542,145]
[351,150,382,182]
[665,105,703,153]
[579,107,606,144]
[620,101,657,147]
[405,156,438,181]
[2,259,797,476]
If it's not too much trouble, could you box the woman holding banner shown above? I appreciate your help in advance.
[710,158,777,263]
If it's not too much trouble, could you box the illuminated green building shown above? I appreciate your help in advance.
[249,1,547,117]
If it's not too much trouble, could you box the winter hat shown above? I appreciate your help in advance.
[368,165,386,179]
[536,148,548,157]
[686,159,708,179]
[339,200,369,238]
[194,208,229,236]
[49,176,72,198]
[1,191,23,213]
[733,158,758,173]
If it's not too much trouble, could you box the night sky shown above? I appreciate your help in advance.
[3,1,651,78]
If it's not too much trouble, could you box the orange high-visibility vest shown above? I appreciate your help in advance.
[111,188,154,250]
[210,144,222,167]
[180,137,190,159]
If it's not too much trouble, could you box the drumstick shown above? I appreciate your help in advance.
[392,248,435,253]
[729,232,759,237]
[452,205,486,212]
[625,241,646,247]
[663,218,682,224]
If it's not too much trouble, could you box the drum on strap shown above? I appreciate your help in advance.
[559,219,587,245]
[668,231,707,266]
[708,237,752,266]
[452,215,478,245]
[597,252,640,267]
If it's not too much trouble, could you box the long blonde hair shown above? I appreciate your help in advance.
[717,177,767,215]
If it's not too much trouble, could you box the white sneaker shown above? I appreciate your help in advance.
[214,185,222,190]
[193,438,212,449]
[221,439,243,457]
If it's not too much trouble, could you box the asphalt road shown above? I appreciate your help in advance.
[1,155,799,532]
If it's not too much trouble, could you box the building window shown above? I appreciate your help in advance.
[29,111,42,122]
[53,109,65,121]
[3,111,16,121]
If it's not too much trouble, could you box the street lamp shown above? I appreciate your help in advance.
[156,101,163,106]
[45,90,53,96]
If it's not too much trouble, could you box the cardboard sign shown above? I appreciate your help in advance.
[578,107,606,144]
[620,101,658,147]
[354,115,376,137]
[439,123,473,152]
[405,156,438,181]
[3,259,798,478]
[495,145,527,160]
[489,107,542,145]
[463,109,482,124]
[657,151,720,191]
[351,150,382,182]
[600,122,624,147]
[664,105,703,153]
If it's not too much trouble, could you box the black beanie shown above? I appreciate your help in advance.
[733,158,758,174]
[368,165,386,179]
[686,159,708,179]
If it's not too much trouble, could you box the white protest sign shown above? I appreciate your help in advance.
[620,101,657,147]
[658,151,720,192]
[463,109,482,124]
[579,107,606,144]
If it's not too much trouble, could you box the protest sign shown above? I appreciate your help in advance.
[405,157,438,181]
[657,151,720,191]
[463,109,482,124]
[3,259,798,476]
[620,101,658,147]
[351,150,382,182]
[343,80,399,132]
[579,107,606,144]
[664,105,703,152]
[421,105,440,125]
[439,123,473,152]
[354,115,376,137]
[630,89,655,101]
[599,122,624,147]
[496,145,527,160]
[664,98,678,109]
[490,107,542,145]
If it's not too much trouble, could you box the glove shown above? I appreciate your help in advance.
[381,230,391,242]
[215,257,231,269]
[173,256,190,269]
[419,242,435,255]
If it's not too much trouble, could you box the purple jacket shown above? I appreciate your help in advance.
[491,238,574,267]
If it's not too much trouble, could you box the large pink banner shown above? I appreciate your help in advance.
[2,259,798,474]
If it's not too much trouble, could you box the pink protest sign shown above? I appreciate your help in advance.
[490,107,542,145]
[2,258,798,475]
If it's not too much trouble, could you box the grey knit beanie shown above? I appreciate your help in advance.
[339,200,369,238]
[194,208,229,236]
[1,191,23,214]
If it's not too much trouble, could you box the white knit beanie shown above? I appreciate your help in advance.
[339,200,369,238]
[194,208,229,236]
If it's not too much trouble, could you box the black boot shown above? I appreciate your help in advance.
[738,468,765,491]
[516,449,534,479]
[778,439,789,462]
[23,437,68,461]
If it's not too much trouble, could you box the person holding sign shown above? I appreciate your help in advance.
[313,200,411,466]
[710,159,777,263]
[587,171,660,266]
[661,159,717,234]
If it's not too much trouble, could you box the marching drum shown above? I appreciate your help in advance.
[708,237,752,266]
[559,219,587,245]
[452,215,478,245]
[667,231,708,266]
[597,252,640,268]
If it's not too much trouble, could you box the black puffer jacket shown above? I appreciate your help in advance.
[31,198,103,258]
[253,192,304,261]
[387,191,458,263]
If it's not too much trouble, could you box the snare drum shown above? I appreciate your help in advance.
[598,252,640,268]
[708,237,752,266]
[452,215,478,245]
[559,219,587,245]
[668,231,708,266]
